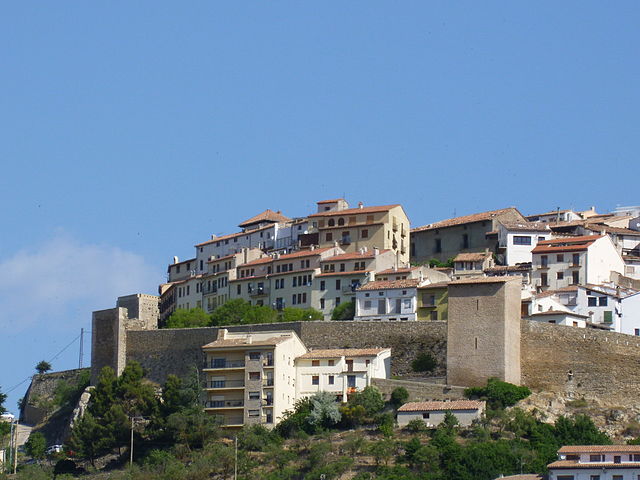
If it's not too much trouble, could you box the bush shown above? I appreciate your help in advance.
[411,352,437,373]
[331,301,355,320]
[464,377,531,410]
[405,418,429,433]
[350,386,385,417]
[165,308,212,328]
[390,387,409,408]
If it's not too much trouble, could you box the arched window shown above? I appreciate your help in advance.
[338,218,345,226]
[328,219,335,227]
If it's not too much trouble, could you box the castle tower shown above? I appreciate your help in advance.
[446,277,521,387]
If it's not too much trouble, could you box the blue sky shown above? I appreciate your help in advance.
[1,2,639,414]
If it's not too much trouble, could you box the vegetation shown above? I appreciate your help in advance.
[331,300,355,320]
[465,377,532,411]
[24,431,47,460]
[35,360,52,375]
[390,387,409,409]
[163,302,323,329]
[0,385,6,414]
[411,351,437,373]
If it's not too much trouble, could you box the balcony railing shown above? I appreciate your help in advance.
[249,287,269,297]
[205,400,244,408]
[207,380,245,389]
[205,360,245,369]
[263,359,274,367]
[262,399,274,406]
[342,285,358,294]
[263,379,274,387]
[218,416,245,426]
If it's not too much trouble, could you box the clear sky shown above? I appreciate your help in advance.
[1,2,639,414]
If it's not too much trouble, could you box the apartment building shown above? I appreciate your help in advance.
[202,329,391,428]
[295,348,391,402]
[313,248,397,319]
[547,445,640,479]
[202,329,307,428]
[411,207,526,264]
[307,199,411,265]
[531,236,625,291]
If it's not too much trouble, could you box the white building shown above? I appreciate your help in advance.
[497,222,551,266]
[531,235,625,291]
[547,444,640,480]
[397,400,485,428]
[295,348,391,402]
[620,291,640,337]
[354,279,425,321]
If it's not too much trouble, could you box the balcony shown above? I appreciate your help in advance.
[392,223,398,232]
[339,236,352,246]
[262,379,274,387]
[205,400,244,409]
[207,380,245,389]
[263,359,274,367]
[262,399,274,406]
[217,416,245,427]
[205,360,245,369]
[342,284,358,294]
[249,286,269,297]
[400,225,407,237]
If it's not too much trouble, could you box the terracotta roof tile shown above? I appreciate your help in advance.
[532,235,602,254]
[195,225,273,247]
[411,207,521,233]
[548,460,640,469]
[418,281,450,289]
[238,256,273,267]
[529,310,588,318]
[297,348,389,359]
[238,209,291,228]
[308,204,401,218]
[320,250,389,262]
[398,400,485,412]
[317,198,345,204]
[316,270,371,277]
[375,266,416,275]
[558,445,640,453]
[500,222,550,232]
[274,247,333,260]
[449,276,520,285]
[454,252,491,262]
[358,279,422,290]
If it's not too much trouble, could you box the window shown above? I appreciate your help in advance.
[430,311,438,320]
[312,375,319,385]
[513,236,532,245]
[614,455,621,464]
[599,297,608,306]
[320,298,325,309]
[588,297,597,306]
[249,352,261,360]
[340,263,345,272]
[572,271,579,284]
[557,254,564,262]
[336,280,341,290]
[248,410,260,417]
[326,233,333,242]
[328,360,334,366]
[589,477,600,480]
[435,238,442,253]
[422,413,430,419]
[237,284,241,295]
[572,253,580,265]
[249,372,260,380]
[556,477,574,480]
[361,229,369,238]
[292,294,297,305]
[328,375,334,385]
[248,391,260,400]
[336,297,341,306]
[589,454,603,462]
[338,218,345,226]
[366,215,374,223]
[604,311,613,323]
[557,272,564,280]
[364,300,372,309]
[541,255,548,267]
[541,273,548,287]
[328,219,335,227]
[320,280,325,291]
[635,328,640,336]
[312,360,320,366]
[462,234,469,249]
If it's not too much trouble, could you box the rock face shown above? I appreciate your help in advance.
[69,388,93,431]
[517,391,640,440]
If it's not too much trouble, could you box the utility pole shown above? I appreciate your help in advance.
[130,417,135,468]
[12,419,17,475]
[234,436,238,480]
[79,328,84,368]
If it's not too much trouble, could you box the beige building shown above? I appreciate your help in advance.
[411,207,526,264]
[307,199,411,265]
[354,279,426,321]
[453,251,494,279]
[447,276,522,387]
[202,329,307,428]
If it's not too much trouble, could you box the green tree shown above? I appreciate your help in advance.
[276,397,314,437]
[35,360,52,375]
[464,377,531,410]
[0,385,6,414]
[280,307,323,322]
[369,438,395,466]
[331,301,355,320]
[350,386,385,417]
[210,299,253,325]
[165,308,211,328]
[306,391,342,430]
[390,387,409,408]
[554,414,611,446]
[24,431,47,460]
[411,352,437,373]
[67,412,110,468]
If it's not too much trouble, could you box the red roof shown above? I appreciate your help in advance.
[412,207,521,233]
[398,400,485,412]
[321,250,389,262]
[358,279,421,290]
[274,247,333,260]
[531,235,602,254]
[195,225,273,247]
[238,209,290,228]
[317,198,345,204]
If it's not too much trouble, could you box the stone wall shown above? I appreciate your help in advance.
[521,320,640,406]
[372,378,466,402]
[91,308,127,384]
[117,294,159,330]
[125,321,448,385]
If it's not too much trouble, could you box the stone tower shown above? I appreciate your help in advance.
[446,277,521,387]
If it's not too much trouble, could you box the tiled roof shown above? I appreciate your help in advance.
[411,207,520,233]
[320,250,387,262]
[375,266,416,275]
[358,279,422,290]
[558,445,640,453]
[530,310,588,318]
[500,222,550,232]
[485,264,531,273]
[418,281,450,289]
[317,198,345,204]
[315,270,371,277]
[169,257,196,267]
[238,209,291,228]
[274,247,333,260]
[297,348,389,359]
[531,235,602,254]
[584,224,640,236]
[238,256,273,267]
[454,252,490,262]
[308,204,401,218]
[398,400,485,412]
[527,209,572,217]
[548,460,640,469]
[494,475,542,480]
[533,286,579,298]
[449,277,519,285]
[195,225,273,247]
[202,335,293,349]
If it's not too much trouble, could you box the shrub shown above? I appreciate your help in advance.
[464,377,531,410]
[390,387,409,408]
[405,418,429,433]
[331,301,355,320]
[350,386,384,417]
[411,352,437,373]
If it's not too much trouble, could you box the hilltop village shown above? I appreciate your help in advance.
[86,199,640,433]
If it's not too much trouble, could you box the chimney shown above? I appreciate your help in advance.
[310,245,315,251]
[211,234,217,240]
[373,247,379,256]
[217,328,228,340]
[173,256,179,264]
[358,202,364,209]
